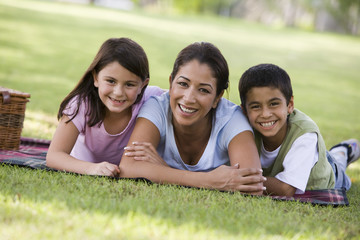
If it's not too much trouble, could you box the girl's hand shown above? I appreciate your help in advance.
[86,162,120,177]
[208,164,266,193]
[124,142,168,166]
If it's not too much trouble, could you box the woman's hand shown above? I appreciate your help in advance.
[207,164,266,193]
[124,142,168,166]
[85,162,120,177]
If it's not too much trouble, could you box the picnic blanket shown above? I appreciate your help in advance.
[0,137,349,207]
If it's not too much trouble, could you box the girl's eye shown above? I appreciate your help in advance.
[126,82,136,87]
[106,79,116,84]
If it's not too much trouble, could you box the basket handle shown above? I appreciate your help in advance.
[2,91,11,104]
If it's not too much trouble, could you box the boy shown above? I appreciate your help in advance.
[238,63,359,196]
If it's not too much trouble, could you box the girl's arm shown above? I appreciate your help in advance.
[227,131,264,195]
[119,118,265,192]
[46,115,120,177]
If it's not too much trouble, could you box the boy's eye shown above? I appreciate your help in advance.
[250,105,260,110]
[270,102,280,107]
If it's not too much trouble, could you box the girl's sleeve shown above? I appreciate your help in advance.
[61,97,86,133]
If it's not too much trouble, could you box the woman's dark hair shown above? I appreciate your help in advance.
[58,37,149,127]
[170,42,229,96]
[238,63,293,110]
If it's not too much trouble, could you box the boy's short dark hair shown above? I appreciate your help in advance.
[238,63,293,110]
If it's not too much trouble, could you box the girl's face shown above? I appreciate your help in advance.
[244,86,294,151]
[94,61,148,116]
[169,59,222,129]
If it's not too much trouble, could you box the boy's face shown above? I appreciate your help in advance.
[244,86,294,150]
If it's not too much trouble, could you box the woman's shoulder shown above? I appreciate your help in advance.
[216,98,243,118]
[143,86,166,100]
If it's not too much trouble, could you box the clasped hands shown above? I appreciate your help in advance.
[124,142,266,194]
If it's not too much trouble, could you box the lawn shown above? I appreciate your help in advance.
[0,0,359,239]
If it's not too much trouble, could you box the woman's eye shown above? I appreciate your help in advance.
[178,82,188,87]
[199,88,210,94]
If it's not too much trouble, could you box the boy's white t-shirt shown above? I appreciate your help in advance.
[260,132,319,194]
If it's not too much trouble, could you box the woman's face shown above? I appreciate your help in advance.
[169,59,222,129]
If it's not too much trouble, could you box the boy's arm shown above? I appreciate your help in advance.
[263,177,296,197]
[263,133,319,197]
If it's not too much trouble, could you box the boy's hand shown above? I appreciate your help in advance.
[86,162,120,177]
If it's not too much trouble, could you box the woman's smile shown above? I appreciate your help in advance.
[178,104,197,114]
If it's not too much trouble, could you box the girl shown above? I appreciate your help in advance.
[46,38,164,177]
[120,42,265,194]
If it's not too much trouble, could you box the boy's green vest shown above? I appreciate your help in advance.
[255,109,335,190]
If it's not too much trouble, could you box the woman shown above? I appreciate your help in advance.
[119,42,265,194]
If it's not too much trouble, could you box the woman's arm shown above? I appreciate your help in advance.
[46,115,120,177]
[228,131,264,195]
[119,118,265,192]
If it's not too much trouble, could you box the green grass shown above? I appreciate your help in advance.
[1,164,360,240]
[0,0,360,239]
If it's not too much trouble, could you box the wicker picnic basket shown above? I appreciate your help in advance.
[0,87,30,150]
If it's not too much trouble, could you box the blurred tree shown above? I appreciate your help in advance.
[129,0,359,35]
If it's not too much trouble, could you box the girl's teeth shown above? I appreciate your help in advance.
[110,97,124,102]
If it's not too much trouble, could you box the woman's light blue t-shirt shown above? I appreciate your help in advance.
[137,92,252,172]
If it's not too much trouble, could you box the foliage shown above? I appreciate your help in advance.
[134,0,360,35]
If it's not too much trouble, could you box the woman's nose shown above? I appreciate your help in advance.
[183,88,196,103]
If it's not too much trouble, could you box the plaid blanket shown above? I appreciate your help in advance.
[269,188,349,207]
[0,137,349,207]
[0,137,50,169]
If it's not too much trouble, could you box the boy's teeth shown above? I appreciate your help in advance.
[179,105,196,113]
[261,121,275,127]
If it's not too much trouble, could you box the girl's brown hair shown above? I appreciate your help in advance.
[58,38,149,127]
